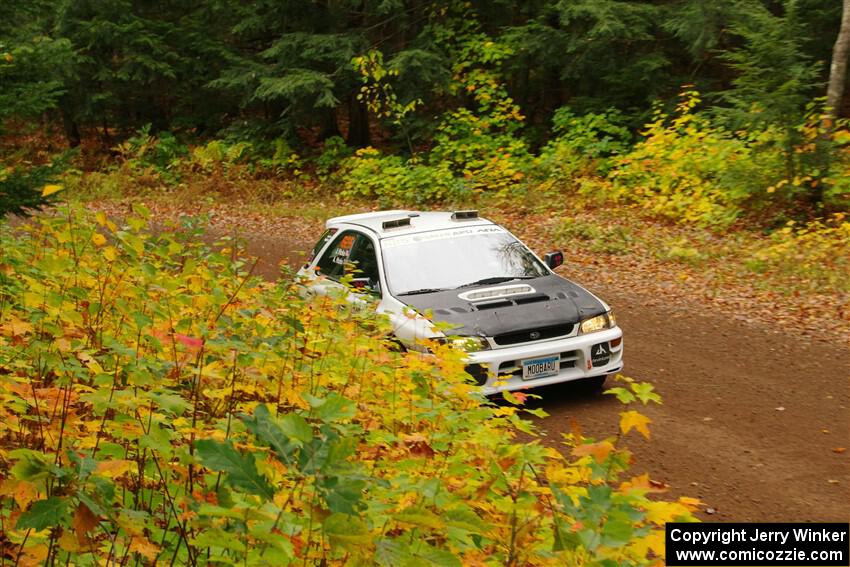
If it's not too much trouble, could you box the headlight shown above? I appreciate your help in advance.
[449,336,491,352]
[579,310,615,334]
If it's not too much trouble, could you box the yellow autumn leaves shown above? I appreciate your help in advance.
[620,410,652,439]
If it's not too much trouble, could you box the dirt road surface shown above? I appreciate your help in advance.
[227,228,850,524]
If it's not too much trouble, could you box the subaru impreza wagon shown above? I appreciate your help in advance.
[297,210,623,395]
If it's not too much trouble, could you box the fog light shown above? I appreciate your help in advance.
[464,364,489,386]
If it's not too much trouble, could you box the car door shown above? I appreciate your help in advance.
[310,229,382,300]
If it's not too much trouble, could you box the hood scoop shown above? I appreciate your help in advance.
[457,283,536,303]
[515,294,549,305]
[475,299,514,310]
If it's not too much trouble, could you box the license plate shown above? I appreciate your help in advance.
[522,355,560,380]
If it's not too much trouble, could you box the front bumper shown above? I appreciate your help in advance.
[467,326,624,395]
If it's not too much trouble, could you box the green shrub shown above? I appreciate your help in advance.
[339,148,468,204]
[430,107,532,194]
[314,136,353,178]
[0,158,67,217]
[114,125,188,184]
[190,139,254,171]
[606,91,767,227]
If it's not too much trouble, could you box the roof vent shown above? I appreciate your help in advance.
[451,210,479,220]
[382,217,411,230]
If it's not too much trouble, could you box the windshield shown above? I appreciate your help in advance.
[382,226,548,296]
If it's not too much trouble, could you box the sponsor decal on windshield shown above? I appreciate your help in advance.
[382,226,506,249]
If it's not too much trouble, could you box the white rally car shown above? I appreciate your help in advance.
[297,210,623,395]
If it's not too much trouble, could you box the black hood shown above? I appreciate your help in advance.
[399,274,606,339]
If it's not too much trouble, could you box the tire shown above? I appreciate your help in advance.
[583,374,608,390]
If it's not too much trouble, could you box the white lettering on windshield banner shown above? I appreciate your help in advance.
[381,226,506,249]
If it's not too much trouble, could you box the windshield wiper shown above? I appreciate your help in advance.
[397,287,449,296]
[455,275,536,289]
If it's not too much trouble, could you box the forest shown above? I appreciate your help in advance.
[1,1,849,565]
[2,0,849,223]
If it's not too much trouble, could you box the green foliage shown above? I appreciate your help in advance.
[114,125,188,178]
[2,0,849,233]
[256,138,304,176]
[0,156,69,217]
[0,208,697,565]
[534,108,633,189]
[314,136,353,178]
[655,239,709,266]
[339,148,467,205]
[0,37,76,125]
[191,139,253,171]
[353,49,423,152]
[718,0,823,130]
[550,107,632,161]
[429,13,533,194]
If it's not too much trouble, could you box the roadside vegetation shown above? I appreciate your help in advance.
[0,208,695,565]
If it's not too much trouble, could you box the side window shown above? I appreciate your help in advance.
[316,231,380,289]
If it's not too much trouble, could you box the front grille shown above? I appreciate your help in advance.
[498,350,580,378]
[493,323,574,346]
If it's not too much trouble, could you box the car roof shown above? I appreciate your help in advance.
[326,210,495,237]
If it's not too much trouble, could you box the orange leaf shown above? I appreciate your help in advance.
[572,440,615,463]
[72,503,99,543]
[129,536,160,561]
[568,417,583,439]
[678,496,702,510]
[0,479,38,509]
[1,317,33,337]
[620,473,669,493]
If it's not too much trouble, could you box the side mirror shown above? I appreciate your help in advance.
[348,277,380,296]
[348,277,371,290]
[544,251,564,270]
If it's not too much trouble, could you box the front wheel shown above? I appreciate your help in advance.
[582,374,608,390]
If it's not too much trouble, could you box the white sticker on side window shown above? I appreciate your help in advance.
[332,234,356,264]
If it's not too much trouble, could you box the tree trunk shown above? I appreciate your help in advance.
[346,94,370,148]
[826,0,850,119]
[60,104,81,148]
[319,107,341,141]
